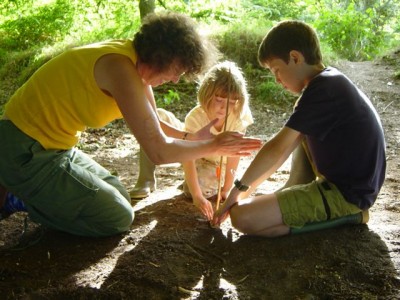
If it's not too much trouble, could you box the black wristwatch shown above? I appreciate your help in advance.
[234,179,250,191]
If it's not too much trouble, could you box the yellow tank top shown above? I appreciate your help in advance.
[5,40,137,149]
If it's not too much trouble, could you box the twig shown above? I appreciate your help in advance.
[382,100,393,112]
[175,230,225,263]
[185,243,204,259]
[178,286,195,294]
[216,67,232,210]
[237,274,250,284]
[186,242,225,264]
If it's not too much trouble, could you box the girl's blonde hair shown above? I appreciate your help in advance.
[197,61,249,117]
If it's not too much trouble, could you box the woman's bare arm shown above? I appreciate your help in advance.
[94,54,262,164]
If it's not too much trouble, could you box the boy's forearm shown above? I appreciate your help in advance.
[240,128,301,191]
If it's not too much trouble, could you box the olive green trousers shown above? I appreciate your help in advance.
[0,120,134,237]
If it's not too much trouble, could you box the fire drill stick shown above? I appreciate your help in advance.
[215,68,232,211]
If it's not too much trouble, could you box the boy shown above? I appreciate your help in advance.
[213,20,386,237]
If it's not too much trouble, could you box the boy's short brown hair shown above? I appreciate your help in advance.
[258,20,322,66]
[133,11,218,80]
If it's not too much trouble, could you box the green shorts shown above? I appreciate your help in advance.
[276,179,361,228]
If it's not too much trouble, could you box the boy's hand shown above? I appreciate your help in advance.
[212,189,240,226]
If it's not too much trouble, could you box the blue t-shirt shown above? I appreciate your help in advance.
[286,67,386,210]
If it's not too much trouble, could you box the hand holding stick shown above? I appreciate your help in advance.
[215,68,231,211]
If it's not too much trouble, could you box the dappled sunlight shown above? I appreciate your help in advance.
[219,277,239,299]
[37,0,57,6]
[73,220,158,289]
[132,183,183,213]
[219,218,242,242]
[179,275,239,299]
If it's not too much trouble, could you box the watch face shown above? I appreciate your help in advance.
[235,179,249,191]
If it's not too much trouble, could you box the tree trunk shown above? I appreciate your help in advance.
[139,0,155,20]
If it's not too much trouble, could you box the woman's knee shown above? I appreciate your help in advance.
[112,201,135,227]
[117,204,135,226]
[98,205,135,236]
[91,186,135,236]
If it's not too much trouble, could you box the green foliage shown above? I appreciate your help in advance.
[241,0,308,21]
[160,0,242,23]
[315,3,382,60]
[0,0,141,54]
[0,0,399,110]
[215,19,272,68]
[252,71,295,107]
[0,0,141,106]
[0,0,73,51]
[157,89,181,107]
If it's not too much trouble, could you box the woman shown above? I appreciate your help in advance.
[0,12,261,237]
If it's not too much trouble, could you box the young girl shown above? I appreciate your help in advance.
[131,61,254,220]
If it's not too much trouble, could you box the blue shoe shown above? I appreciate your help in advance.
[0,192,27,220]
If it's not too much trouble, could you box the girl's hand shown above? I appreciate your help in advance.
[193,196,214,221]
[221,190,230,202]
[191,118,219,140]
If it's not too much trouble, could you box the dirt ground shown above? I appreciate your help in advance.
[1,53,400,299]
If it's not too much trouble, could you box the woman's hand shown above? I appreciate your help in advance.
[213,132,262,157]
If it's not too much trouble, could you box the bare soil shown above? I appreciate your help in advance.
[1,54,400,299]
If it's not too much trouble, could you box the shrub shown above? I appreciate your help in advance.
[0,0,73,51]
[314,2,392,61]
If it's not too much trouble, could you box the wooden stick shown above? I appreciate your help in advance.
[215,67,232,211]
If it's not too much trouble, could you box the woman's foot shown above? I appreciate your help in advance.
[0,190,27,220]
[130,181,155,199]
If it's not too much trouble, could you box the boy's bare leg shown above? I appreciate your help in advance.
[280,143,315,190]
[230,193,290,237]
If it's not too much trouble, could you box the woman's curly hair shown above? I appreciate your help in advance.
[133,11,219,80]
